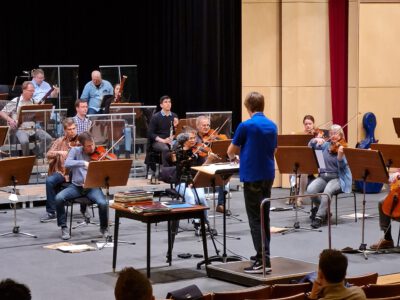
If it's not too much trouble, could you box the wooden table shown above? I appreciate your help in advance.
[111,203,209,278]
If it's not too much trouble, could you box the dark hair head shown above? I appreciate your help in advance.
[0,279,31,300]
[78,131,93,146]
[115,267,153,300]
[319,249,348,283]
[159,95,171,104]
[303,115,315,124]
[244,91,264,113]
[75,99,88,108]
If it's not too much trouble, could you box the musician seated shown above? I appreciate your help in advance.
[370,171,400,250]
[174,129,212,235]
[0,81,52,157]
[54,132,108,240]
[40,118,78,223]
[307,125,352,229]
[147,95,178,166]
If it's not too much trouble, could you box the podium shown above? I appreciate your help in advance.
[343,148,388,259]
[84,159,133,248]
[192,163,241,268]
[275,146,322,234]
[0,156,36,238]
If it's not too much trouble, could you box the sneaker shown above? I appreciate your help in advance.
[244,260,272,274]
[311,217,322,229]
[370,239,394,250]
[61,227,70,240]
[250,254,258,261]
[40,213,56,223]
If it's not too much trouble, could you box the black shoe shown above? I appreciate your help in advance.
[309,207,318,221]
[250,254,258,261]
[244,260,272,274]
[311,217,322,229]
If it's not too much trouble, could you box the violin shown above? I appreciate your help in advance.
[90,146,117,161]
[329,138,348,154]
[382,176,400,219]
[192,143,212,157]
[68,135,80,148]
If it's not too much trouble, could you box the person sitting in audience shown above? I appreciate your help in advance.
[114,267,154,300]
[0,278,31,300]
[40,118,78,223]
[307,249,366,300]
[0,81,52,157]
[147,95,178,166]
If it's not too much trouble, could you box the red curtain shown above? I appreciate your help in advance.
[329,0,349,135]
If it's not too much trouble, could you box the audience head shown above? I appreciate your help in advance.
[0,278,31,300]
[115,267,154,300]
[318,249,348,284]
[244,91,264,114]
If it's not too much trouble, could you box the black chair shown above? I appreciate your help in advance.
[333,191,357,225]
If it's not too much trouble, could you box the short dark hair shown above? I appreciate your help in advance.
[0,279,31,300]
[244,91,264,113]
[75,99,88,108]
[303,115,315,124]
[319,249,348,283]
[115,267,153,300]
[159,95,171,104]
[78,131,93,146]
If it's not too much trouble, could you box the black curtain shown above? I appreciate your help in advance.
[0,0,241,127]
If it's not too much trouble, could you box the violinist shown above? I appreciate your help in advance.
[55,132,108,240]
[370,171,400,250]
[307,124,352,229]
[40,118,78,223]
[0,81,52,157]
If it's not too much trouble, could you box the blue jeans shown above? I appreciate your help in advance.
[243,180,273,261]
[45,172,65,215]
[55,184,108,229]
[176,183,208,221]
[307,173,341,218]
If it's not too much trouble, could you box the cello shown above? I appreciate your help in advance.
[382,176,400,219]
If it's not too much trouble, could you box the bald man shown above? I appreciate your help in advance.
[80,70,113,115]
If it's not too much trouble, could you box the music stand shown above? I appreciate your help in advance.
[275,146,321,233]
[18,104,53,125]
[192,163,242,268]
[392,118,400,138]
[343,148,389,259]
[0,156,36,238]
[84,159,134,249]
[277,134,312,147]
[370,144,400,170]
[0,126,10,159]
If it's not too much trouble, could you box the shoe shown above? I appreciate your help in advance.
[309,207,318,221]
[81,210,91,223]
[250,254,258,261]
[244,260,272,274]
[311,217,322,229]
[216,205,225,213]
[100,227,110,238]
[61,227,70,240]
[40,213,56,223]
[370,239,394,250]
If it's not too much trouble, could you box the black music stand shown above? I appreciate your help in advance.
[0,156,36,238]
[343,148,388,259]
[192,163,242,269]
[370,144,400,170]
[84,159,135,249]
[275,146,321,233]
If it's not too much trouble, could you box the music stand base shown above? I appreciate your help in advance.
[92,235,135,250]
[0,226,37,238]
[72,220,100,230]
[282,222,322,235]
[197,254,242,270]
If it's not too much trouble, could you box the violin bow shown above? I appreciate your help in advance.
[99,135,125,160]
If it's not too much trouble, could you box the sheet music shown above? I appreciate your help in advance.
[198,163,239,174]
[315,150,325,170]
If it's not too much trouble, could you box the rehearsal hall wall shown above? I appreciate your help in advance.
[0,1,242,126]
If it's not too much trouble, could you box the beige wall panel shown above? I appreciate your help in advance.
[242,2,279,87]
[348,1,359,88]
[358,88,400,144]
[281,87,332,134]
[282,2,330,87]
[347,87,360,148]
[243,0,279,3]
[359,3,400,87]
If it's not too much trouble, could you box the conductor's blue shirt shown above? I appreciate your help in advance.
[232,112,277,182]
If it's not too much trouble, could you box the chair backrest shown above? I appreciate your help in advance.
[366,296,400,300]
[270,282,311,298]
[246,293,307,300]
[212,285,272,300]
[363,283,400,298]
[346,272,378,286]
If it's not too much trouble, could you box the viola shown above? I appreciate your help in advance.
[90,146,117,161]
[192,143,212,157]
[329,138,348,154]
[382,176,400,219]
